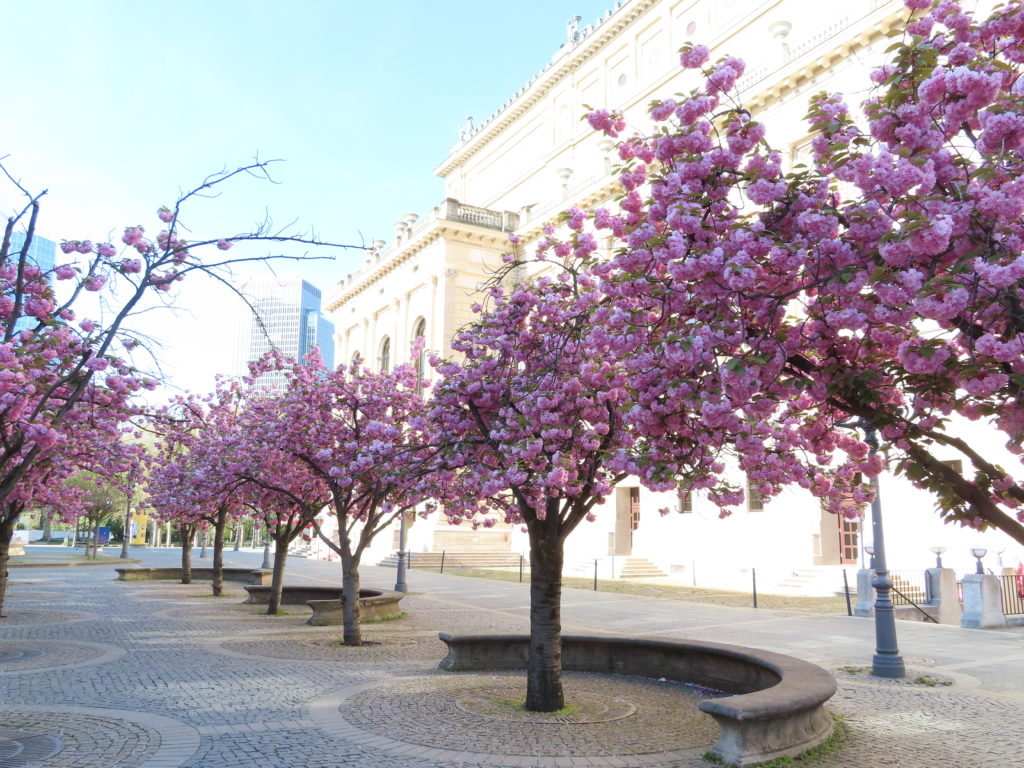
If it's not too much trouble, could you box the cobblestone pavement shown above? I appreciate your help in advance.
[1,546,1022,767]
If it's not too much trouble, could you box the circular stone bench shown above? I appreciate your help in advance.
[438,633,836,768]
[242,585,404,625]
[115,567,272,585]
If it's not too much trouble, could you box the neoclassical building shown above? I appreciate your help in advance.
[326,0,1021,585]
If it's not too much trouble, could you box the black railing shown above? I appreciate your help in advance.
[888,584,937,622]
[1000,574,1024,616]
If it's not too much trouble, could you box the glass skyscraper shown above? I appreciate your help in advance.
[236,276,335,392]
[10,232,57,274]
[9,232,58,334]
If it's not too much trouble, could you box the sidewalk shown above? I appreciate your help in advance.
[7,546,142,568]
[0,547,1020,767]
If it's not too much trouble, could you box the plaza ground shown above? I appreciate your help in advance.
[1,545,1022,767]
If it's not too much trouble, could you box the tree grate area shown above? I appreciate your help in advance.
[0,730,64,768]
[0,650,45,664]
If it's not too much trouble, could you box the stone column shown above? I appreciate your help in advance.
[961,573,1007,629]
[924,568,961,625]
[854,568,875,617]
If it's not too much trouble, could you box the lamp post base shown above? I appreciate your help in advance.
[395,550,408,593]
[872,652,906,678]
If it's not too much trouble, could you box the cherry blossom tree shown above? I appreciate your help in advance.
[576,0,1023,543]
[248,351,437,645]
[146,389,251,592]
[429,275,631,712]
[0,158,359,614]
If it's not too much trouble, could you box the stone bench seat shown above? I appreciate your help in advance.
[243,584,343,605]
[307,590,404,625]
[242,585,404,626]
[116,567,272,585]
[438,633,836,768]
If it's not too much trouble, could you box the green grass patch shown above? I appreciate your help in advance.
[912,675,953,687]
[837,665,867,675]
[704,714,848,767]
[486,695,580,718]
[266,610,294,617]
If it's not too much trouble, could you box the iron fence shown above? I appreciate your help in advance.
[1000,574,1024,616]
[887,569,929,606]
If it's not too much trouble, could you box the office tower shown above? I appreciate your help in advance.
[236,276,335,392]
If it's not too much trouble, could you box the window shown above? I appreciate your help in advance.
[378,336,391,373]
[678,491,693,514]
[412,318,427,393]
[746,480,764,512]
[629,487,640,530]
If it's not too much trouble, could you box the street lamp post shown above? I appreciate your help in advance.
[120,496,132,559]
[394,512,409,594]
[395,502,433,594]
[261,523,272,570]
[929,545,946,569]
[844,419,905,679]
[199,529,208,559]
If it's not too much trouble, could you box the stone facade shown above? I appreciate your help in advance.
[325,0,1022,587]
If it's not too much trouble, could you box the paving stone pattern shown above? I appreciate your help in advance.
[337,672,720,756]
[0,640,105,672]
[0,712,158,767]
[0,552,1022,767]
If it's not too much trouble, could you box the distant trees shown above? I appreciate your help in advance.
[0,159,358,617]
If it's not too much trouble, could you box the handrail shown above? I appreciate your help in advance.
[889,584,938,623]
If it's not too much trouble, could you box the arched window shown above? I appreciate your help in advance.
[412,317,427,392]
[378,336,391,373]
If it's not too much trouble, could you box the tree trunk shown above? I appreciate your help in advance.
[211,514,227,597]
[0,517,14,618]
[340,536,362,646]
[180,523,195,584]
[42,514,52,543]
[267,532,289,615]
[233,522,242,551]
[525,522,565,711]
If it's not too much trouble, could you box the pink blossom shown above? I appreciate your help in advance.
[83,275,107,292]
[679,45,710,69]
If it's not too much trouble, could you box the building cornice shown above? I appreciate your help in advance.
[325,218,511,312]
[512,2,905,241]
[433,0,661,179]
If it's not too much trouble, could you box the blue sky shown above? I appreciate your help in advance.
[4,0,615,393]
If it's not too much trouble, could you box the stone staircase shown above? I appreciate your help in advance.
[618,557,667,579]
[288,542,315,559]
[771,566,854,597]
[375,551,523,570]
